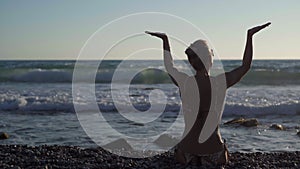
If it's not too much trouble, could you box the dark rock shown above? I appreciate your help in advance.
[297,131,300,137]
[241,118,259,127]
[224,117,259,127]
[224,117,245,125]
[270,124,285,130]
[0,132,9,139]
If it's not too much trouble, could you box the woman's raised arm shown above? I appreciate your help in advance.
[225,22,271,88]
[145,31,188,86]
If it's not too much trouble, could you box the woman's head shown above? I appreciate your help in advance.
[185,40,213,72]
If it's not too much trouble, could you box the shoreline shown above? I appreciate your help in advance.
[0,145,299,169]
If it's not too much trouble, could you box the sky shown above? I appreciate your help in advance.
[0,0,299,60]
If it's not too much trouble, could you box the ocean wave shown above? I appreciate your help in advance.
[0,68,299,85]
[1,97,299,116]
[0,60,300,85]
[1,69,173,84]
[11,70,73,83]
[239,71,300,85]
[223,103,300,116]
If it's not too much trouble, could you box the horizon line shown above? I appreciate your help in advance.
[0,58,299,61]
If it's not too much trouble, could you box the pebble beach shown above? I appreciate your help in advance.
[0,145,299,169]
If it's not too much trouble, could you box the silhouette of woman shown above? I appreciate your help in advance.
[146,22,271,166]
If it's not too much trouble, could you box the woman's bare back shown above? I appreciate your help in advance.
[178,75,224,155]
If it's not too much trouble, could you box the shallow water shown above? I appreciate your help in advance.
[1,110,299,152]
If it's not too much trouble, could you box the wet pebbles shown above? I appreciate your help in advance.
[0,145,299,169]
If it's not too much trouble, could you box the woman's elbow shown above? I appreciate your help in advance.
[241,64,251,73]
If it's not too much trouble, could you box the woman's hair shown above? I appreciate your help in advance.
[185,40,213,72]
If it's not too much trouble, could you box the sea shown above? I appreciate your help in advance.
[0,60,299,153]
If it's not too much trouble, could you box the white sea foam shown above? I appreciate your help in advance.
[0,83,299,116]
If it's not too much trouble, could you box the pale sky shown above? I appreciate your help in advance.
[0,0,299,60]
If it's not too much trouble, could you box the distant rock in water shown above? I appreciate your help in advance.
[0,132,9,140]
[103,138,133,151]
[241,119,259,127]
[224,117,259,127]
[297,131,300,137]
[224,117,245,125]
[270,124,285,130]
[154,134,179,148]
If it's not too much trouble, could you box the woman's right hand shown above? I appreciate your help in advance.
[248,22,271,36]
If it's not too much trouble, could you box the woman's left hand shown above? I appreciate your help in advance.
[145,31,167,39]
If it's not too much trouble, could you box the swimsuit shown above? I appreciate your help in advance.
[174,139,229,166]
